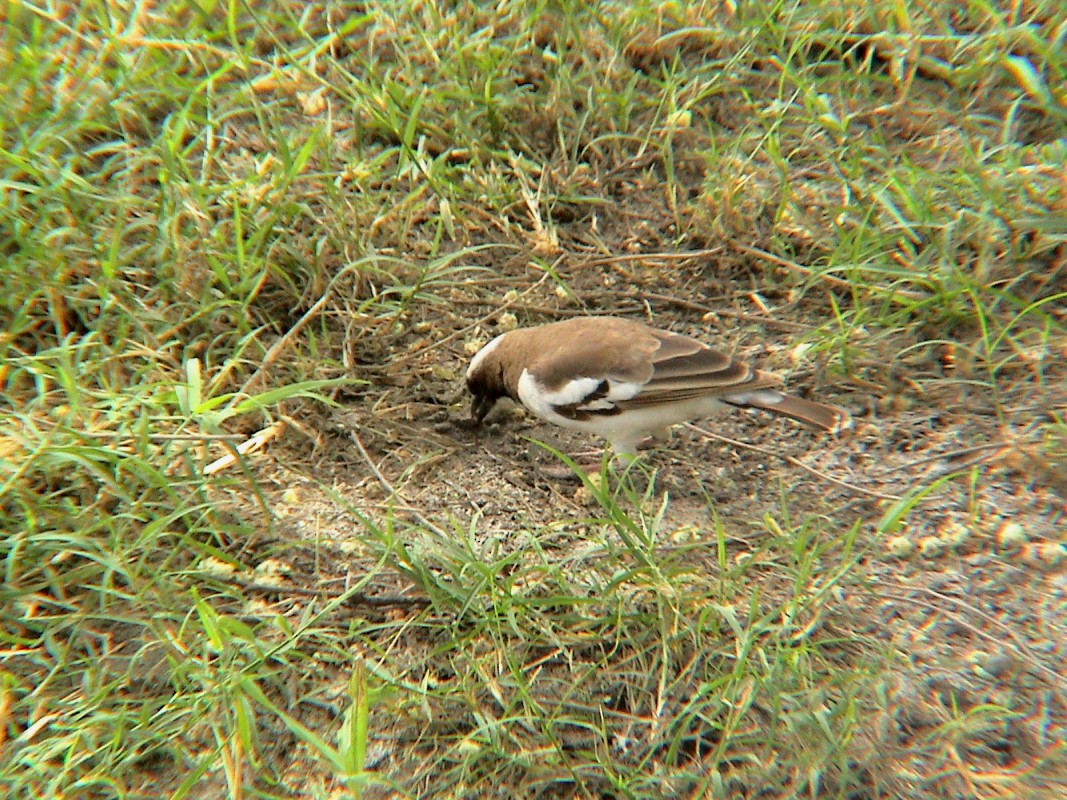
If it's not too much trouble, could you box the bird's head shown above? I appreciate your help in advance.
[465,333,510,424]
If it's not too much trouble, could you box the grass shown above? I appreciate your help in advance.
[1,0,1064,797]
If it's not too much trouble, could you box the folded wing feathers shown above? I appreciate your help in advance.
[534,323,850,432]
[649,350,733,380]
[642,360,761,393]
[547,329,782,415]
[635,331,781,400]
[647,329,707,362]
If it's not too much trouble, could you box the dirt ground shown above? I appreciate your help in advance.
[228,247,1066,796]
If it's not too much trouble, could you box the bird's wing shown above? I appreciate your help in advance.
[616,329,780,408]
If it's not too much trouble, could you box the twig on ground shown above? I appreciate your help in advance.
[350,430,454,540]
[572,247,727,269]
[870,443,1007,477]
[228,577,430,608]
[636,291,811,332]
[238,292,332,397]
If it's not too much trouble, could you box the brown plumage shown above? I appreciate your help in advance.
[466,316,851,454]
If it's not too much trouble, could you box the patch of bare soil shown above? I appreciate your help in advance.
[229,242,1066,796]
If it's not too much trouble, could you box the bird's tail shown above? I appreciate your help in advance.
[726,390,852,434]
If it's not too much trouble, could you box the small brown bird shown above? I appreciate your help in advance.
[466,316,850,455]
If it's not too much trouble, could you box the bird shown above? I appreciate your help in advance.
[465,316,851,455]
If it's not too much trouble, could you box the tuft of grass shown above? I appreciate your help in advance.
[327,466,884,798]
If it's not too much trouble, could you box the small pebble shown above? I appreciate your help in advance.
[982,653,1016,678]
[939,520,971,549]
[1021,541,1067,569]
[996,521,1028,551]
[970,650,1015,679]
[255,558,292,582]
[666,108,692,128]
[919,536,945,558]
[887,534,915,558]
[573,476,603,506]
[198,556,236,577]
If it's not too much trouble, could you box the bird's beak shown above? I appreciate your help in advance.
[471,394,495,425]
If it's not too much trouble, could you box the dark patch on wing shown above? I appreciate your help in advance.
[614,385,728,409]
[651,349,735,381]
[615,330,787,408]
[648,329,706,361]
[645,329,756,392]
[644,354,758,394]
[551,379,624,421]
